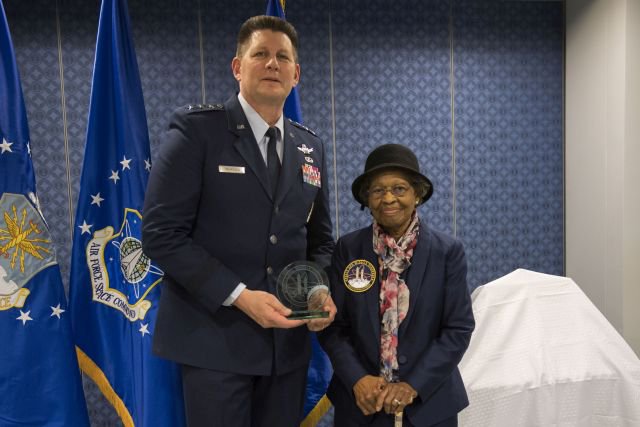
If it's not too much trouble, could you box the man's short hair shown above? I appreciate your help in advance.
[236,15,299,61]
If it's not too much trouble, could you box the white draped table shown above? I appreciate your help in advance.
[459,269,640,426]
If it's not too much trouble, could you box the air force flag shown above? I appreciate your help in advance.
[0,1,90,425]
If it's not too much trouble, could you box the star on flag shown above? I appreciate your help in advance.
[0,138,13,154]
[79,220,92,235]
[90,192,104,207]
[120,155,132,170]
[16,310,33,325]
[109,170,120,184]
[139,323,150,337]
[50,304,66,319]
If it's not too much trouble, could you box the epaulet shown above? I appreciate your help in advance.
[288,118,317,136]
[184,103,225,113]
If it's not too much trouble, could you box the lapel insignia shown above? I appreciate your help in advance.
[236,124,246,130]
[302,164,321,187]
[297,144,314,154]
[343,260,376,292]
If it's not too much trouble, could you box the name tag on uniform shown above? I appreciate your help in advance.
[218,165,245,174]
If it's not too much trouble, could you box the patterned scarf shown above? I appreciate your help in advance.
[373,212,420,382]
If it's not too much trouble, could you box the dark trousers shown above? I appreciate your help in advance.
[181,363,308,427]
[334,410,458,427]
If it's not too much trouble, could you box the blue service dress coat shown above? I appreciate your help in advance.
[318,220,474,426]
[141,94,334,376]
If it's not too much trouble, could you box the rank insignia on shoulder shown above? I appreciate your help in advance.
[185,103,224,113]
[288,118,317,136]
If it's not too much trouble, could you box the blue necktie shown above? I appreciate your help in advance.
[266,127,280,195]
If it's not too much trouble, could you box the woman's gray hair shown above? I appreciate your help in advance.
[412,178,431,201]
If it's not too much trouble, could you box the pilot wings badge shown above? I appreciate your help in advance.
[0,193,56,310]
[85,208,163,321]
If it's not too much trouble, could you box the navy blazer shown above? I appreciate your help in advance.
[318,221,474,426]
[142,95,334,376]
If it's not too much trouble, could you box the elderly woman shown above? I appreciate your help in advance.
[319,144,475,427]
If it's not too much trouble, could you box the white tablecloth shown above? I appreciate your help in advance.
[459,269,640,426]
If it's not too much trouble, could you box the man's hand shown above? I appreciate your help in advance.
[306,293,337,331]
[233,289,305,328]
[353,375,386,415]
[376,381,417,414]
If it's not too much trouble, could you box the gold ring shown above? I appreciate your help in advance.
[393,398,401,406]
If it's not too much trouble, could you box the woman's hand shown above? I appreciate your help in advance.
[377,381,417,414]
[352,375,386,415]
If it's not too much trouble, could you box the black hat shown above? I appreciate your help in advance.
[351,143,433,207]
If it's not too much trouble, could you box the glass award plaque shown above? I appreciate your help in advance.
[276,261,330,320]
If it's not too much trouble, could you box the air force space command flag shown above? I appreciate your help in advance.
[0,1,90,425]
[68,0,185,425]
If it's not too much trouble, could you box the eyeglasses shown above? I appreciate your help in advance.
[367,185,411,199]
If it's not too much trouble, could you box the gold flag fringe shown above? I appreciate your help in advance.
[76,347,135,427]
[300,395,332,427]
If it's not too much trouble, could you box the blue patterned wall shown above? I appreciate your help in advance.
[453,0,564,291]
[4,0,563,425]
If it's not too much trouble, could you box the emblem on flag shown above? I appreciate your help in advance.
[0,193,56,309]
[85,208,163,321]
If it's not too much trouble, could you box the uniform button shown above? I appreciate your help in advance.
[274,205,279,214]
[398,355,407,365]
[270,235,278,244]
[266,266,273,275]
